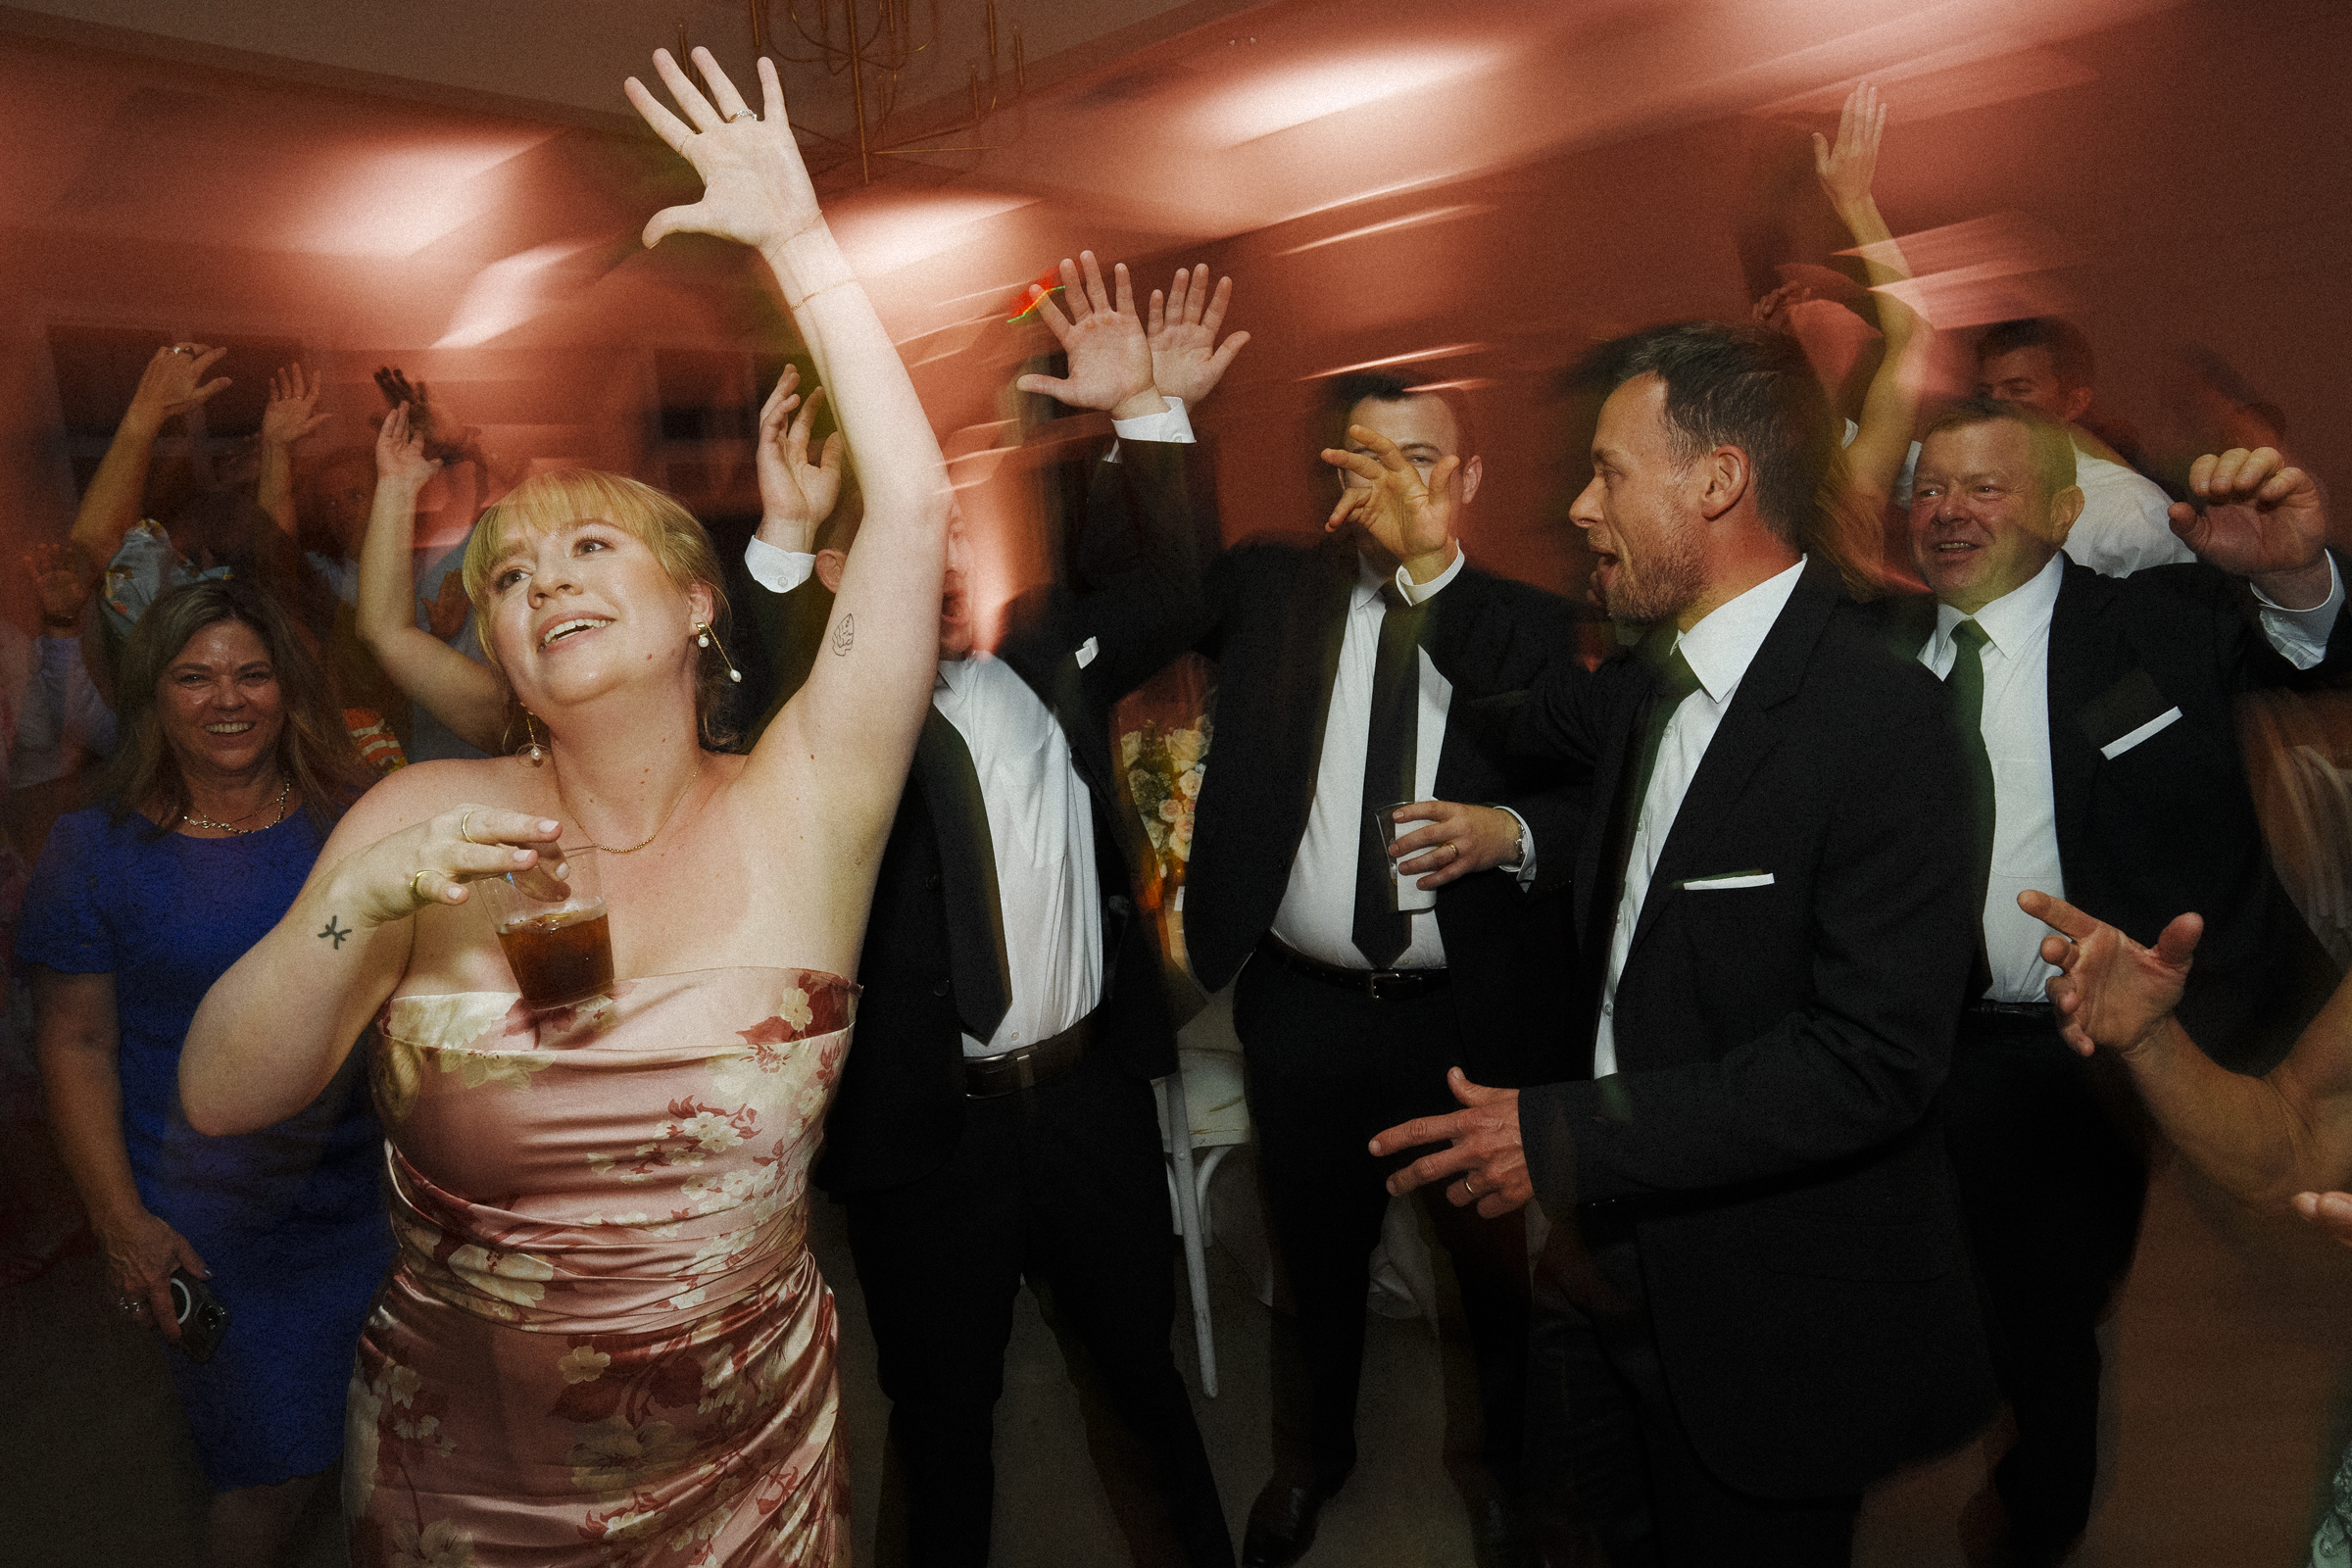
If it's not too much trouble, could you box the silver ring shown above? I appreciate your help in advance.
[728,111,758,122]
[117,1295,146,1315]
[1462,1173,1479,1198]
[169,345,194,356]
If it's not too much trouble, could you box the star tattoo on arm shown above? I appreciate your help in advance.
[318,915,352,949]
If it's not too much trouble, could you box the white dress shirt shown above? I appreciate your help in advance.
[1916,549,2343,1002]
[1592,557,1808,1077]
[930,654,1104,1058]
[1270,548,1539,971]
[741,541,1116,1061]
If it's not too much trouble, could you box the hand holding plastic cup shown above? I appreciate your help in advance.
[1371,801,1439,912]
[481,846,612,1008]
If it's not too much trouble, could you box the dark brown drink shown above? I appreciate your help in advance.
[498,907,614,1008]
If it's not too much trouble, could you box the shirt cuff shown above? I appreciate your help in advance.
[1496,806,1538,889]
[2253,553,2343,670]
[1104,397,1194,464]
[744,535,816,594]
[1395,544,1467,605]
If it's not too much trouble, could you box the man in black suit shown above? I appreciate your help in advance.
[1897,398,2344,1567]
[735,253,1245,1567]
[1179,373,1583,1568]
[1378,322,1995,1565]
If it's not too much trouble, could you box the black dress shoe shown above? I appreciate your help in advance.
[1241,1474,1345,1568]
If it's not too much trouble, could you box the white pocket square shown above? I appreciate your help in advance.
[1679,870,1775,891]
[1075,636,1100,668]
[2100,706,2180,760]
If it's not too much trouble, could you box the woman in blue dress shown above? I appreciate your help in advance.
[23,577,390,1566]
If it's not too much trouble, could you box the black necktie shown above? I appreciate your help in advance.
[1946,620,1998,997]
[1352,584,1424,969]
[1580,647,1700,1065]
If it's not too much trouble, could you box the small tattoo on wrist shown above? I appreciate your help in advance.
[832,613,854,656]
[318,916,351,949]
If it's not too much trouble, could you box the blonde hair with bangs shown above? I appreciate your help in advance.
[464,467,738,748]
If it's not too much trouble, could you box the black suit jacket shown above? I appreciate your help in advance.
[1181,535,1586,1089]
[1428,559,1996,1498]
[736,440,1213,1198]
[1886,554,2348,1067]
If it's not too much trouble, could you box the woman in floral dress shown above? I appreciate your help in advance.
[179,49,951,1567]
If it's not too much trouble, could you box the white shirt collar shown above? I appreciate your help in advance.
[1351,544,1467,610]
[1936,549,2065,659]
[1670,556,1808,705]
[933,649,996,697]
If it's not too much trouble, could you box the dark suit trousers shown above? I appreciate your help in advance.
[1233,956,1530,1494]
[841,1046,1230,1568]
[1525,1214,1861,1566]
[1943,1010,2149,1556]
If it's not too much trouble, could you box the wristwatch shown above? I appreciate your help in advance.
[1487,806,1525,871]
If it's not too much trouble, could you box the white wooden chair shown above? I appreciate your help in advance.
[1153,991,1251,1396]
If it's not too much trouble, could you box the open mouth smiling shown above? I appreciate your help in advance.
[539,616,612,649]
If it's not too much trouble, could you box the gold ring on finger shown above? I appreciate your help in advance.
[411,868,435,904]
[459,809,479,845]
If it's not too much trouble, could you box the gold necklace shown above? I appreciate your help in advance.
[184,777,290,835]
[557,770,697,855]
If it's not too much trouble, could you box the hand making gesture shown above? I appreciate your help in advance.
[1011,251,1162,419]
[755,364,845,554]
[2018,889,2199,1061]
[2168,446,2333,606]
[1322,424,1465,579]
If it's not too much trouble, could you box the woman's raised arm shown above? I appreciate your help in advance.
[358,403,511,753]
[626,50,947,852]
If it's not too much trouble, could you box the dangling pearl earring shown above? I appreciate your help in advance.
[695,622,743,683]
[515,709,549,766]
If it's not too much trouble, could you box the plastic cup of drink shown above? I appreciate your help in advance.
[482,846,612,1008]
[1371,801,1440,912]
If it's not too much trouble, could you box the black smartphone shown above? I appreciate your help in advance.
[169,1268,230,1364]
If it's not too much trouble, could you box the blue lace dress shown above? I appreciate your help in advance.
[20,806,391,1491]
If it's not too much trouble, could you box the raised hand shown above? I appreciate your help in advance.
[1146,264,1250,410]
[627,49,820,257]
[756,365,845,551]
[263,365,329,447]
[2021,889,2200,1060]
[2167,447,2331,602]
[27,541,94,629]
[1010,252,1159,418]
[1323,423,1463,574]
[1814,81,1886,217]
[1752,280,1817,332]
[1369,1067,1532,1219]
[126,343,231,431]
[375,403,443,490]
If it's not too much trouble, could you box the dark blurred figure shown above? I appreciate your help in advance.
[19,577,389,1568]
[1972,318,2190,575]
[1177,369,1581,1568]
[1894,398,2345,1567]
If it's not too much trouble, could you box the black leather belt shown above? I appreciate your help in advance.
[963,1005,1100,1099]
[1257,935,1450,1002]
[1963,999,2056,1029]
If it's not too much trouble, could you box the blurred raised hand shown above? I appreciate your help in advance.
[1323,424,1463,577]
[1813,81,1886,219]
[1146,264,1250,410]
[263,365,330,448]
[2021,889,2198,1061]
[1011,251,1161,420]
[126,343,230,432]
[375,403,443,491]
[755,364,845,553]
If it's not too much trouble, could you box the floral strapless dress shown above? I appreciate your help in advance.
[346,968,856,1568]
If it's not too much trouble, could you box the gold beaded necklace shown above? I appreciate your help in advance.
[183,777,291,835]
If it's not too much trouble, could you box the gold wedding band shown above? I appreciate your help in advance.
[459,809,479,845]
[1446,841,1457,857]
[411,868,435,904]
